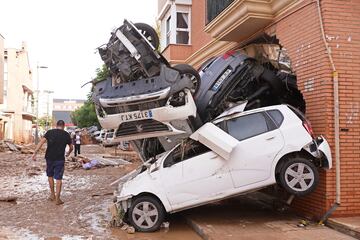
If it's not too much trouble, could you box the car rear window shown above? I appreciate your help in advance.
[227,113,269,141]
[267,110,284,127]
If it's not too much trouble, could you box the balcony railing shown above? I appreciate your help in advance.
[206,0,234,24]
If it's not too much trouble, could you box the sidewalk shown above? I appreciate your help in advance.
[183,193,356,240]
[327,217,360,239]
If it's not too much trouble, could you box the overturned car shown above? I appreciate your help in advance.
[92,20,200,154]
[114,104,332,232]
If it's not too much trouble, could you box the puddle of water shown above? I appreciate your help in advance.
[0,173,102,201]
[0,227,92,240]
[78,199,112,234]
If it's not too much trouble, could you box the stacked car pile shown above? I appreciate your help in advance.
[92,20,306,159]
[92,20,332,232]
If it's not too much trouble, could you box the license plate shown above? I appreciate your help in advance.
[212,69,232,92]
[119,110,153,122]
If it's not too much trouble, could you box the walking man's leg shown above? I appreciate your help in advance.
[48,177,55,201]
[54,161,65,205]
[46,161,56,201]
[55,180,63,205]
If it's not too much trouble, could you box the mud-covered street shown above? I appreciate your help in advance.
[0,144,201,240]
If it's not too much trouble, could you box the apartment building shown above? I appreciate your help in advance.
[0,42,34,143]
[52,99,85,127]
[0,34,4,105]
[158,0,360,218]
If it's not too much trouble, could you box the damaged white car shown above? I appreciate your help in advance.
[114,104,332,232]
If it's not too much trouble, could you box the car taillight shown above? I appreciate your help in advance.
[303,120,315,138]
[222,50,236,60]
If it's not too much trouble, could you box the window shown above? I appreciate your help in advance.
[176,12,189,44]
[267,110,284,127]
[163,140,210,168]
[166,16,171,46]
[227,113,269,141]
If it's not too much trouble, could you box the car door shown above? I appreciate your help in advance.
[226,111,285,188]
[160,141,233,208]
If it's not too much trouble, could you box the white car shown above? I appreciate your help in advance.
[115,104,332,232]
[102,130,118,147]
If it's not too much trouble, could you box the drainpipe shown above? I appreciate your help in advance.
[316,0,341,223]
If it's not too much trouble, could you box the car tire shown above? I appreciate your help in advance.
[279,157,319,196]
[173,64,201,95]
[128,195,165,232]
[134,23,160,50]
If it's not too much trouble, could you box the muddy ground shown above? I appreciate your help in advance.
[0,145,201,240]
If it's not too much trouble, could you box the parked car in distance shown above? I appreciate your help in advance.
[115,104,332,232]
[102,130,118,147]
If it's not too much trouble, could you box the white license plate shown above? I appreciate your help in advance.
[119,110,153,122]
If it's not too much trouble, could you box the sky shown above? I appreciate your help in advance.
[0,0,157,100]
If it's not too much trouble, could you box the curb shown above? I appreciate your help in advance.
[183,216,212,240]
[326,219,360,240]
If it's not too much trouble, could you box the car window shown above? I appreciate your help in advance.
[163,140,210,168]
[267,110,284,127]
[227,112,269,141]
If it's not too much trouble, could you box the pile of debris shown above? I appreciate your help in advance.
[66,155,131,171]
[0,140,37,154]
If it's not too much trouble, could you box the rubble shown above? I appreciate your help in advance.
[0,140,38,154]
[0,196,17,203]
[65,154,131,171]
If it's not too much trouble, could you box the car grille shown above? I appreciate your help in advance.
[116,119,169,137]
[103,100,165,115]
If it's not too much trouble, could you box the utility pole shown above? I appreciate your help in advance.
[35,63,48,144]
[44,90,54,130]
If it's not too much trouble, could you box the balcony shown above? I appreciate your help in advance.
[205,0,300,41]
[162,44,193,64]
[206,0,234,23]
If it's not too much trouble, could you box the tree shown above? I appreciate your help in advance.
[71,102,99,128]
[38,116,53,128]
[71,65,110,128]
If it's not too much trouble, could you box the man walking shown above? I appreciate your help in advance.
[32,120,73,205]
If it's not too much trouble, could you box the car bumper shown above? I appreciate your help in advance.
[98,89,197,130]
[305,136,332,169]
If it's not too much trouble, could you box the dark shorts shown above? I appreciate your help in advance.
[46,160,65,180]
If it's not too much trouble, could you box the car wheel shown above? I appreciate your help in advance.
[128,195,165,232]
[134,23,160,50]
[173,64,201,95]
[279,157,319,196]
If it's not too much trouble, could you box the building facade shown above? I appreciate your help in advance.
[158,0,360,218]
[52,99,85,127]
[0,42,34,143]
[0,34,4,105]
[158,0,212,65]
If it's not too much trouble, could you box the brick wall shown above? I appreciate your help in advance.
[321,0,360,216]
[273,0,360,218]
